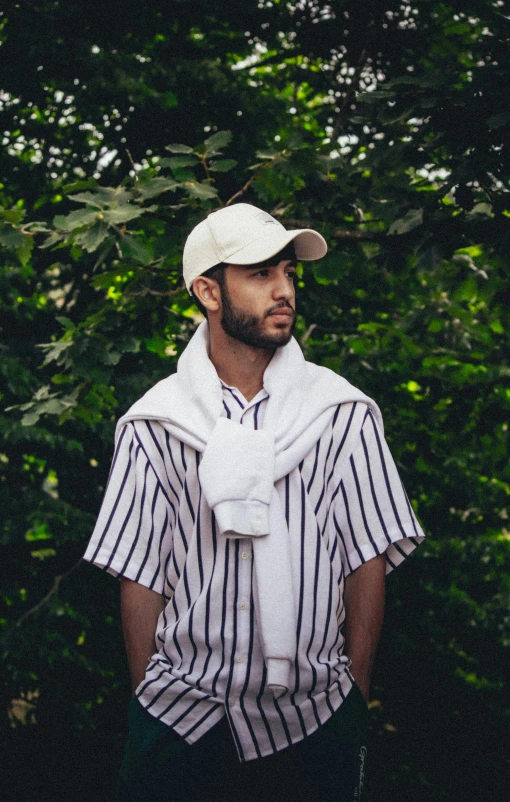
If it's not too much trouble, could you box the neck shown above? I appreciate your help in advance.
[207,320,274,402]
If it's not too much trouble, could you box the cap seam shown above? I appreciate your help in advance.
[206,216,226,262]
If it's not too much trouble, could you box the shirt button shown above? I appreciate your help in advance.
[236,655,244,664]
[239,601,247,610]
[241,551,250,560]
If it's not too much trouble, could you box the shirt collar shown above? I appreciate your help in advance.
[220,381,269,412]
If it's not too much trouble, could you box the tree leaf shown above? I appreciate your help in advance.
[136,178,179,200]
[56,316,76,330]
[118,234,153,264]
[160,156,199,169]
[21,411,41,427]
[0,229,26,248]
[53,209,99,232]
[17,235,34,266]
[357,90,397,104]
[67,192,106,209]
[388,208,424,235]
[165,143,195,154]
[40,230,65,249]
[102,205,151,224]
[183,181,219,199]
[0,208,25,224]
[255,149,279,159]
[208,159,238,172]
[69,187,134,207]
[486,112,510,130]
[74,222,110,253]
[203,130,232,155]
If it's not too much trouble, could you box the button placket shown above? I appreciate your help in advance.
[230,540,252,709]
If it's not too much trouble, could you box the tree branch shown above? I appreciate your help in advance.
[225,174,258,207]
[282,216,510,245]
[125,285,184,298]
[282,218,385,242]
[11,558,83,631]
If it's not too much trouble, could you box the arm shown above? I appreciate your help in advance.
[120,578,166,693]
[343,553,386,701]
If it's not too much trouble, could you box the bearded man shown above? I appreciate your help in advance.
[85,203,424,802]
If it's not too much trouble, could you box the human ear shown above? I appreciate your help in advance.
[192,276,222,313]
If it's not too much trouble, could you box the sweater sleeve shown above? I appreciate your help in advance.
[332,409,425,576]
[83,422,176,594]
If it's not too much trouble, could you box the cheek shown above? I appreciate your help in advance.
[229,284,267,313]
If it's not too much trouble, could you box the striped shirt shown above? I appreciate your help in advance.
[84,382,424,762]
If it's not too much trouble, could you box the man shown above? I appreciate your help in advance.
[84,203,424,802]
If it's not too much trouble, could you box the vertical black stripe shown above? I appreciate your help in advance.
[165,430,184,490]
[181,702,223,739]
[327,402,357,486]
[134,482,161,581]
[91,437,136,562]
[349,454,381,555]
[367,412,409,538]
[307,440,321,493]
[211,543,230,697]
[105,424,128,487]
[361,428,392,545]
[195,511,218,689]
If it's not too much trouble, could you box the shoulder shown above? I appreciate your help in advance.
[119,374,180,423]
[116,419,174,460]
[115,373,183,444]
[304,360,384,432]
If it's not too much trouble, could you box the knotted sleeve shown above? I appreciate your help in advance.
[199,417,275,538]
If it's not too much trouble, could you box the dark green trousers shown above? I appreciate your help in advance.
[118,685,369,802]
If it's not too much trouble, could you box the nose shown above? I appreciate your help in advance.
[271,264,295,302]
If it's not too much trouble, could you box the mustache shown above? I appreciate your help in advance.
[264,302,295,318]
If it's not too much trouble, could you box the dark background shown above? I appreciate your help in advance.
[1,1,509,799]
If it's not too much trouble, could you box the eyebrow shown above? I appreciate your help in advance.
[242,258,297,270]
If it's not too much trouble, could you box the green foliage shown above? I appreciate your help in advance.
[0,2,509,799]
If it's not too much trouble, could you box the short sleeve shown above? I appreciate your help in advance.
[333,409,425,576]
[84,422,175,594]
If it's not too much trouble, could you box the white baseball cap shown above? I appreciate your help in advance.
[183,203,327,292]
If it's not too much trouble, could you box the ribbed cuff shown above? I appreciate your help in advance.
[214,499,270,538]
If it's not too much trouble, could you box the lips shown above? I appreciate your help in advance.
[267,306,294,318]
[269,309,293,317]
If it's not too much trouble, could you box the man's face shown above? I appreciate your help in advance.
[219,247,297,350]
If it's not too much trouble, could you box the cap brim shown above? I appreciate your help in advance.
[224,227,327,265]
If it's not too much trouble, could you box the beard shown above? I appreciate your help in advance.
[220,284,296,350]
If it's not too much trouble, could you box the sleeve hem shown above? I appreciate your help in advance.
[342,529,425,578]
[83,551,166,595]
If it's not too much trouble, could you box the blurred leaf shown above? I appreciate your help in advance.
[203,130,232,155]
[136,178,179,200]
[74,222,110,253]
[388,208,424,235]
[160,156,199,169]
[209,159,238,172]
[183,181,218,199]
[118,235,153,264]
[486,112,510,129]
[53,209,99,232]
[102,205,151,224]
[165,143,195,154]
